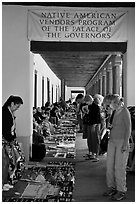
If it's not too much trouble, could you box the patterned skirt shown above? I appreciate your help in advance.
[2,138,25,184]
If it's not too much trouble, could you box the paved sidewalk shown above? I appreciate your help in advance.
[73,133,135,202]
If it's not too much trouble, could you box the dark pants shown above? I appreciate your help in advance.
[87,124,100,155]
[82,124,88,139]
[77,114,83,131]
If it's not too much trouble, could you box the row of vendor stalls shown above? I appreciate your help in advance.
[3,111,77,202]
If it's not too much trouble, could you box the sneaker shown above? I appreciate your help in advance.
[2,184,13,191]
[4,184,14,188]
[92,157,99,162]
[103,188,117,196]
[111,191,125,201]
[2,186,9,191]
[85,155,95,160]
[83,154,90,157]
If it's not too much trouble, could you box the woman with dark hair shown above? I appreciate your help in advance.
[2,95,25,190]
[2,95,23,141]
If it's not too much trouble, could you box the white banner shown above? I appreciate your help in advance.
[28,7,128,42]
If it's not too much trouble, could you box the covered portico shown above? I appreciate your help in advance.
[2,2,135,161]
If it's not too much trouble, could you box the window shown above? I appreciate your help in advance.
[56,85,58,102]
[52,84,53,104]
[34,70,37,107]
[42,76,44,106]
[47,77,50,102]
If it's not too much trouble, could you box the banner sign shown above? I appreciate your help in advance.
[28,7,128,42]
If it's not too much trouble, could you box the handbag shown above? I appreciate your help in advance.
[100,131,109,153]
[100,111,115,154]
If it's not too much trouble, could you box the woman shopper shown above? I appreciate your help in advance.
[2,95,25,190]
[82,94,94,158]
[84,94,103,161]
[103,94,131,201]
[90,94,104,161]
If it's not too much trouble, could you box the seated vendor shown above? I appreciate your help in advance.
[42,111,54,138]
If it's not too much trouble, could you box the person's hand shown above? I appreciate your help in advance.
[82,105,89,114]
[121,143,129,153]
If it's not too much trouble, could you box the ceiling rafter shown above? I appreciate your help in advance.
[31,41,127,87]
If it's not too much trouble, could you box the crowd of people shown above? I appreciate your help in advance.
[2,93,135,201]
[32,98,73,143]
[32,98,76,161]
[75,93,106,161]
[75,92,135,201]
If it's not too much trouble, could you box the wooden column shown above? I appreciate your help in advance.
[106,62,113,94]
[99,73,102,95]
[96,77,99,94]
[61,79,65,101]
[93,83,95,95]
[112,55,122,94]
[102,68,107,96]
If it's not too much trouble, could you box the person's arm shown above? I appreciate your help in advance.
[96,124,101,135]
[95,106,102,124]
[2,109,16,142]
[121,108,132,152]
[94,106,102,135]
[49,121,54,135]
